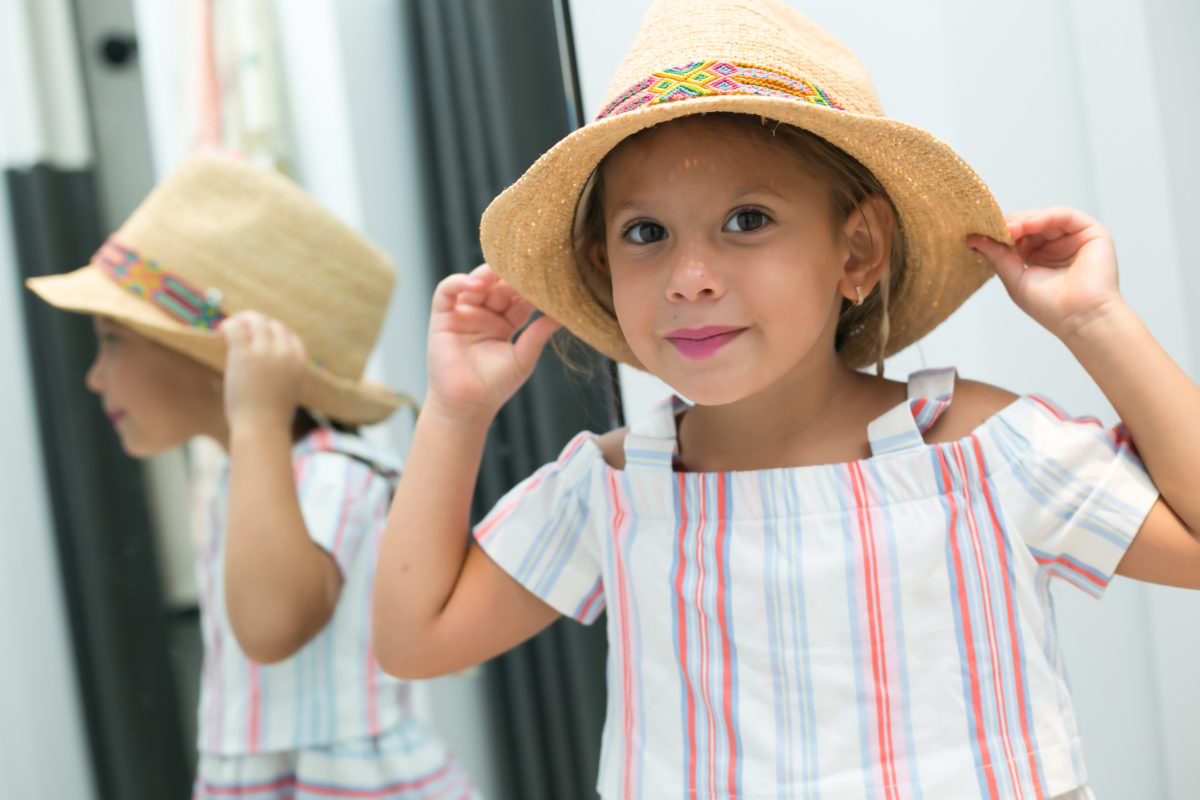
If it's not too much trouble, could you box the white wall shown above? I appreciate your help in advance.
[570,0,1200,795]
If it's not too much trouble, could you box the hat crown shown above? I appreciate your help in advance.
[597,0,884,120]
[111,155,394,382]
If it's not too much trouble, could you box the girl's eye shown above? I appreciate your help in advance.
[724,210,769,233]
[625,221,667,244]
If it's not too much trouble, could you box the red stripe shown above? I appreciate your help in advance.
[953,443,1023,797]
[849,463,898,798]
[247,663,261,753]
[972,438,1044,799]
[296,761,464,797]
[714,476,738,797]
[1033,555,1106,588]
[673,473,698,793]
[577,582,605,622]
[938,447,1002,800]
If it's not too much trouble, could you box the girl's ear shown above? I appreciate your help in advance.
[838,195,893,303]
[588,239,609,274]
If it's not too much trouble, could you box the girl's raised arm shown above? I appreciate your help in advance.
[372,265,562,679]
[970,208,1200,589]
[221,311,343,663]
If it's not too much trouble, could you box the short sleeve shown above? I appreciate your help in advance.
[474,432,606,623]
[293,449,388,577]
[988,395,1160,597]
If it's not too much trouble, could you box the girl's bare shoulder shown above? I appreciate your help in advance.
[592,427,630,470]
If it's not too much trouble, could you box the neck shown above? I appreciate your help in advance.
[677,357,886,471]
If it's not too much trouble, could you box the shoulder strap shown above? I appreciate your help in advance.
[866,368,957,456]
[622,396,684,472]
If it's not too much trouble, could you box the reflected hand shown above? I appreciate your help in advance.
[426,264,560,421]
[219,310,307,431]
[967,207,1122,341]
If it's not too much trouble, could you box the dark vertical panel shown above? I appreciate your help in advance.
[406,1,612,797]
[8,165,191,800]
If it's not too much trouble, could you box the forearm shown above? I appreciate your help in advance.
[372,397,492,670]
[1063,299,1200,529]
[225,424,339,662]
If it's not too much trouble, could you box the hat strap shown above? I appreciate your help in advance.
[95,238,227,330]
[597,60,844,120]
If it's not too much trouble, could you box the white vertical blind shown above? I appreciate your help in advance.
[0,0,99,796]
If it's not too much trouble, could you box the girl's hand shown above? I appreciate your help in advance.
[426,264,560,422]
[219,310,307,432]
[967,207,1123,342]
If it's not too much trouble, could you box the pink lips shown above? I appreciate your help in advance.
[105,409,125,427]
[664,326,746,359]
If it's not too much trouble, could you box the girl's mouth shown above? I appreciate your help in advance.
[664,326,746,359]
[105,409,125,427]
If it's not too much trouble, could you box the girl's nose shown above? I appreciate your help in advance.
[665,242,724,302]
[84,354,104,394]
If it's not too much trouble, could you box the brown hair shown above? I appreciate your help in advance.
[570,113,906,374]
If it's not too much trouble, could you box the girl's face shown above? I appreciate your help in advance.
[85,318,226,457]
[594,118,867,407]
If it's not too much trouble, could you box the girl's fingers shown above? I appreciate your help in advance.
[1006,206,1095,241]
[432,273,486,312]
[967,235,1026,295]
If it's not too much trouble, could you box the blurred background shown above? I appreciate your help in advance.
[1,0,1197,798]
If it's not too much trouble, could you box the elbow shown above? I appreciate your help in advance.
[230,619,310,664]
[228,599,331,665]
[372,622,446,680]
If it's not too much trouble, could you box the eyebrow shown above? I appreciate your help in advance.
[607,185,789,220]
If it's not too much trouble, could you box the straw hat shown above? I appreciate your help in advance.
[480,0,1007,370]
[27,154,403,425]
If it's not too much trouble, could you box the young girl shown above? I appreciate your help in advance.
[372,0,1200,797]
[27,155,477,799]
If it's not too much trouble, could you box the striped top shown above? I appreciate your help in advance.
[474,369,1158,799]
[196,427,411,755]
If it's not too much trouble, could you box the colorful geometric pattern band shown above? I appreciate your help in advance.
[95,239,227,330]
[596,60,844,120]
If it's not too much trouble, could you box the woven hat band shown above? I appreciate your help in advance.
[95,238,228,330]
[597,60,845,121]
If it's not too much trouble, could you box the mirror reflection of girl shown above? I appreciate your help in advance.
[372,1,1200,798]
[29,156,477,799]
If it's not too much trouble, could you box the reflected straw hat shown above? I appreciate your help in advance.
[480,0,1008,370]
[27,154,404,425]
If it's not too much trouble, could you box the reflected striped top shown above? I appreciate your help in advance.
[474,369,1157,799]
[196,428,409,754]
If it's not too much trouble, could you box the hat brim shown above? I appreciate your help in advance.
[26,265,402,425]
[481,94,1008,370]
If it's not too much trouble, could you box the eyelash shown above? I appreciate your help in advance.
[724,207,772,232]
[619,207,773,244]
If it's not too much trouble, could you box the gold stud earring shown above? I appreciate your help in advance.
[855,285,865,307]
